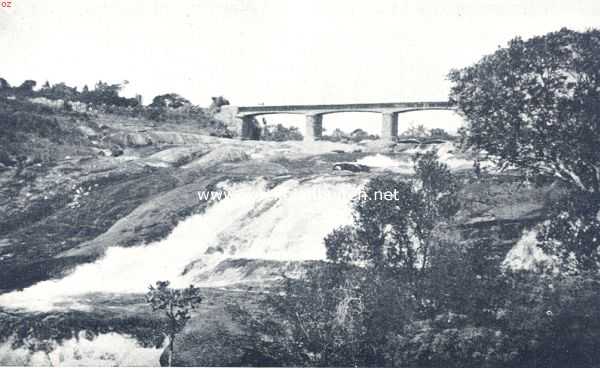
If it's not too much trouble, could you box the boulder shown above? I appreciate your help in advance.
[332,162,371,172]
[182,146,250,169]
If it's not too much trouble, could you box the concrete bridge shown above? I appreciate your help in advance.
[218,101,454,141]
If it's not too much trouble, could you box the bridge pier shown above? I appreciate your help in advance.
[381,112,398,140]
[241,116,260,140]
[305,114,323,141]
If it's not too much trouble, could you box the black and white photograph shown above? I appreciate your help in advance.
[1,0,600,366]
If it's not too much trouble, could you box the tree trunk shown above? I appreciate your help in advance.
[169,334,174,367]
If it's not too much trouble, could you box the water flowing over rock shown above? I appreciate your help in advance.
[0,176,364,311]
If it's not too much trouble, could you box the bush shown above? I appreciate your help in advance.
[261,123,303,141]
[149,93,191,109]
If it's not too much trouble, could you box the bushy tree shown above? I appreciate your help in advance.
[401,123,429,138]
[16,80,37,96]
[150,93,191,109]
[80,80,138,107]
[537,191,600,273]
[261,122,303,141]
[146,281,202,366]
[327,151,459,298]
[429,128,453,139]
[208,96,230,113]
[0,78,10,90]
[449,28,600,193]
[38,82,79,101]
[229,263,403,366]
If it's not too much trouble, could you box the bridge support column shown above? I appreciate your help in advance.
[241,116,260,140]
[381,112,398,140]
[305,114,323,141]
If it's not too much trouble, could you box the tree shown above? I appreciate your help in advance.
[208,96,230,113]
[401,123,429,138]
[429,128,453,139]
[16,80,37,96]
[449,28,600,193]
[0,78,10,90]
[146,281,203,366]
[38,82,79,101]
[150,93,191,109]
[348,128,378,142]
[537,191,600,273]
[261,122,303,141]
[326,151,459,298]
[80,80,138,107]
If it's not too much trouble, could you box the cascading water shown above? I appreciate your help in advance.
[0,176,365,312]
[0,332,164,366]
[0,175,366,365]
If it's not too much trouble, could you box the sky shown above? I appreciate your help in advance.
[1,0,599,134]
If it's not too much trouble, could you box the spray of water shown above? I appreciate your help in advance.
[0,332,163,366]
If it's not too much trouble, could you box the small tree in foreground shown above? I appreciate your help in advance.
[146,281,203,366]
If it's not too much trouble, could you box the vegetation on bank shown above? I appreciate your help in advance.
[0,78,235,137]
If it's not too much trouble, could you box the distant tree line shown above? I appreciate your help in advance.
[0,78,139,107]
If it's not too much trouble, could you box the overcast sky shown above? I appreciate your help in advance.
[1,0,599,133]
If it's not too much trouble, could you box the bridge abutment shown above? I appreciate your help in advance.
[305,114,323,141]
[241,116,260,140]
[381,112,398,140]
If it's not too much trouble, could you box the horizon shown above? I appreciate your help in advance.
[2,0,599,133]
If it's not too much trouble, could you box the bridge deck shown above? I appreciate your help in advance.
[238,101,452,114]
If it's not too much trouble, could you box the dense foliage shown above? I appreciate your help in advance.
[537,191,600,273]
[260,122,303,141]
[449,28,600,193]
[149,93,191,109]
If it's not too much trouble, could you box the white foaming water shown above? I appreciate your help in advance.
[356,154,403,168]
[403,142,477,170]
[0,176,363,311]
[503,229,554,271]
[0,332,163,366]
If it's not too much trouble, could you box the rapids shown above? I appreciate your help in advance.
[0,176,365,312]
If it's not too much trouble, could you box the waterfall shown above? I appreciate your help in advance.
[0,176,364,312]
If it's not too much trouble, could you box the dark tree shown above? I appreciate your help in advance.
[537,191,600,272]
[208,96,230,113]
[0,78,10,90]
[326,151,459,294]
[150,93,191,109]
[146,281,202,366]
[449,28,600,193]
[261,122,303,141]
[16,80,37,95]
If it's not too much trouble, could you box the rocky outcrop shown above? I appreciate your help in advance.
[182,146,250,169]
[332,162,371,172]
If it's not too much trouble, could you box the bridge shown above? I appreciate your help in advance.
[218,101,454,141]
